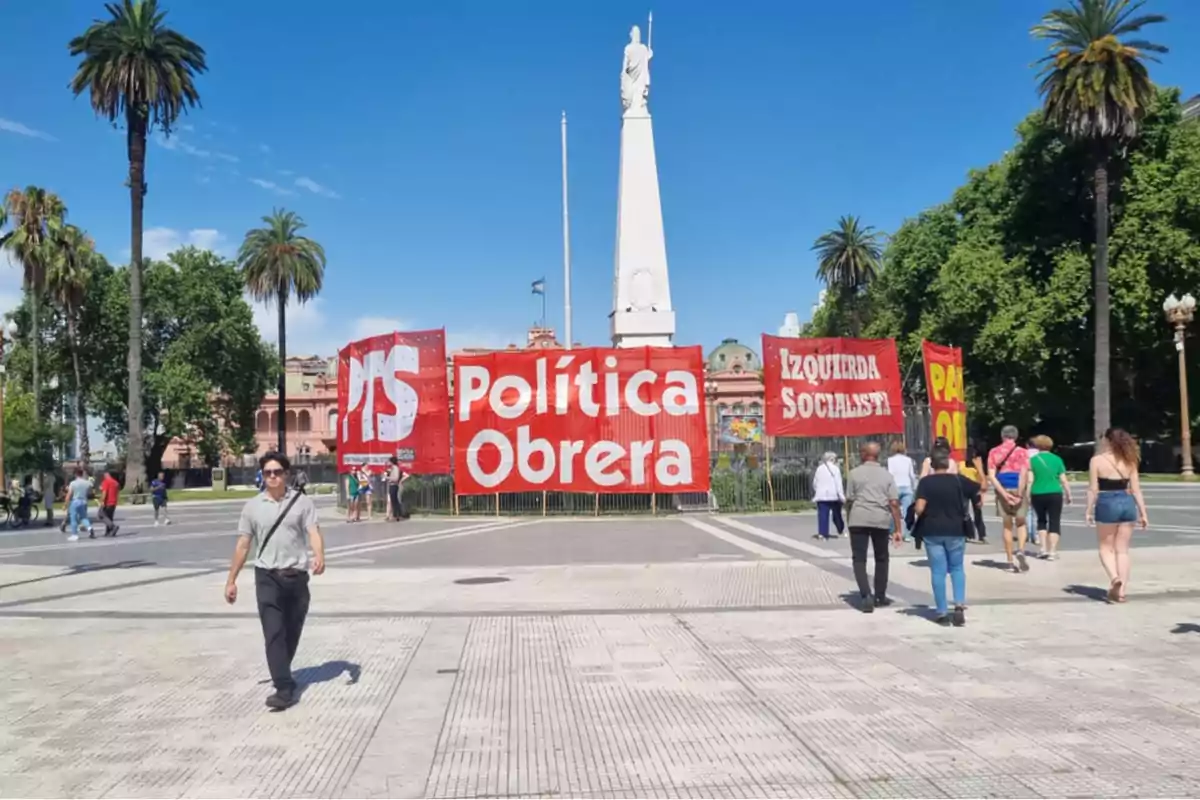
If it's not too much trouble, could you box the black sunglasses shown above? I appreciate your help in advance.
[262,468,287,478]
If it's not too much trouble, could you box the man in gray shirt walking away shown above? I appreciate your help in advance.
[224,452,326,710]
[845,442,904,613]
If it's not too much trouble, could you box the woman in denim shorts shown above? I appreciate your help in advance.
[1085,428,1148,603]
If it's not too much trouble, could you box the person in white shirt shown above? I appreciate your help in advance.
[1024,442,1040,548]
[887,440,918,541]
[812,451,846,540]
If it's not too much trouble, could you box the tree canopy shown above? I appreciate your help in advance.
[7,247,277,472]
[808,88,1200,445]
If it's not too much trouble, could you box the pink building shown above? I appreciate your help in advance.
[161,355,339,466]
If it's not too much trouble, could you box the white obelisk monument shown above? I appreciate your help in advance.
[610,17,675,348]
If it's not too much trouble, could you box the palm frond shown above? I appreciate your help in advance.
[238,208,326,305]
[68,0,207,133]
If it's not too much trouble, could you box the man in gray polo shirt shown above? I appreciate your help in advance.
[224,451,325,710]
[845,441,903,613]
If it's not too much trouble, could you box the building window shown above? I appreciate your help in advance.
[256,411,270,433]
[269,411,278,432]
[298,410,312,433]
[286,410,297,433]
[328,410,337,433]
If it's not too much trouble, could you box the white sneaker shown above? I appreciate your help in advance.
[67,534,79,542]
[165,519,171,526]
[154,520,160,527]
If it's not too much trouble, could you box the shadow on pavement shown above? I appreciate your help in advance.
[295,660,362,697]
[1063,584,1109,602]
[1171,623,1200,634]
[0,559,156,591]
[973,559,1015,571]
[897,606,943,624]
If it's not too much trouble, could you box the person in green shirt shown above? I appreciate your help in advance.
[1028,435,1072,560]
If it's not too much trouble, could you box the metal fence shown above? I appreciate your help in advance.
[335,405,936,517]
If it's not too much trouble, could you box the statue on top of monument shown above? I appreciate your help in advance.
[621,23,652,114]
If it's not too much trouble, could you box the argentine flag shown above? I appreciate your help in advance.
[531,278,546,295]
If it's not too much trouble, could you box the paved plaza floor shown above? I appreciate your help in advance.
[2,485,1200,798]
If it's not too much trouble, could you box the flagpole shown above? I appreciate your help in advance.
[561,110,573,349]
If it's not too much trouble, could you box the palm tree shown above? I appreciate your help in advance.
[812,215,883,337]
[46,224,97,464]
[238,209,326,454]
[0,186,66,418]
[1032,0,1167,439]
[69,0,206,488]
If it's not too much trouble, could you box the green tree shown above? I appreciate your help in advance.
[238,209,326,454]
[812,215,883,336]
[45,224,99,463]
[0,186,66,421]
[856,88,1200,446]
[1032,0,1168,439]
[69,0,207,489]
[3,389,73,481]
[83,248,276,473]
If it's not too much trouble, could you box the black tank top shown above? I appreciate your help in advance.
[1097,477,1129,491]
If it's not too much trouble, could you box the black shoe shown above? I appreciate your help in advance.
[874,596,894,608]
[952,606,966,627]
[861,595,875,614]
[977,538,989,545]
[265,690,297,711]
[935,614,952,627]
[88,532,95,539]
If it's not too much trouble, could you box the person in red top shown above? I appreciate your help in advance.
[987,425,1032,573]
[98,471,121,539]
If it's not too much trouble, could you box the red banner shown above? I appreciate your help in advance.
[453,347,710,494]
[922,340,967,462]
[762,335,904,437]
[337,329,451,474]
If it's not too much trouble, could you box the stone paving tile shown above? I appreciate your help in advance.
[0,616,428,799]
[7,561,1200,797]
[4,560,854,616]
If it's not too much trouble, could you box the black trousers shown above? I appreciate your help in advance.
[1031,493,1064,534]
[849,526,890,600]
[100,504,117,535]
[972,497,987,540]
[255,567,310,692]
[388,484,402,518]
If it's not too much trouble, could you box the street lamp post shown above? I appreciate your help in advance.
[0,319,19,493]
[1163,293,1197,479]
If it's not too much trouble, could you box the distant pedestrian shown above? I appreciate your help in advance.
[959,445,989,544]
[913,448,979,626]
[1024,439,1041,549]
[920,436,960,478]
[66,467,92,542]
[1028,435,1070,560]
[811,451,846,540]
[346,468,361,522]
[150,471,171,526]
[988,425,1032,573]
[1086,428,1148,603]
[385,457,409,521]
[886,440,917,541]
[224,452,326,711]
[98,470,121,538]
[357,465,374,521]
[846,442,904,612]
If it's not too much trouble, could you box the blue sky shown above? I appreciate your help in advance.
[2,0,1199,359]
